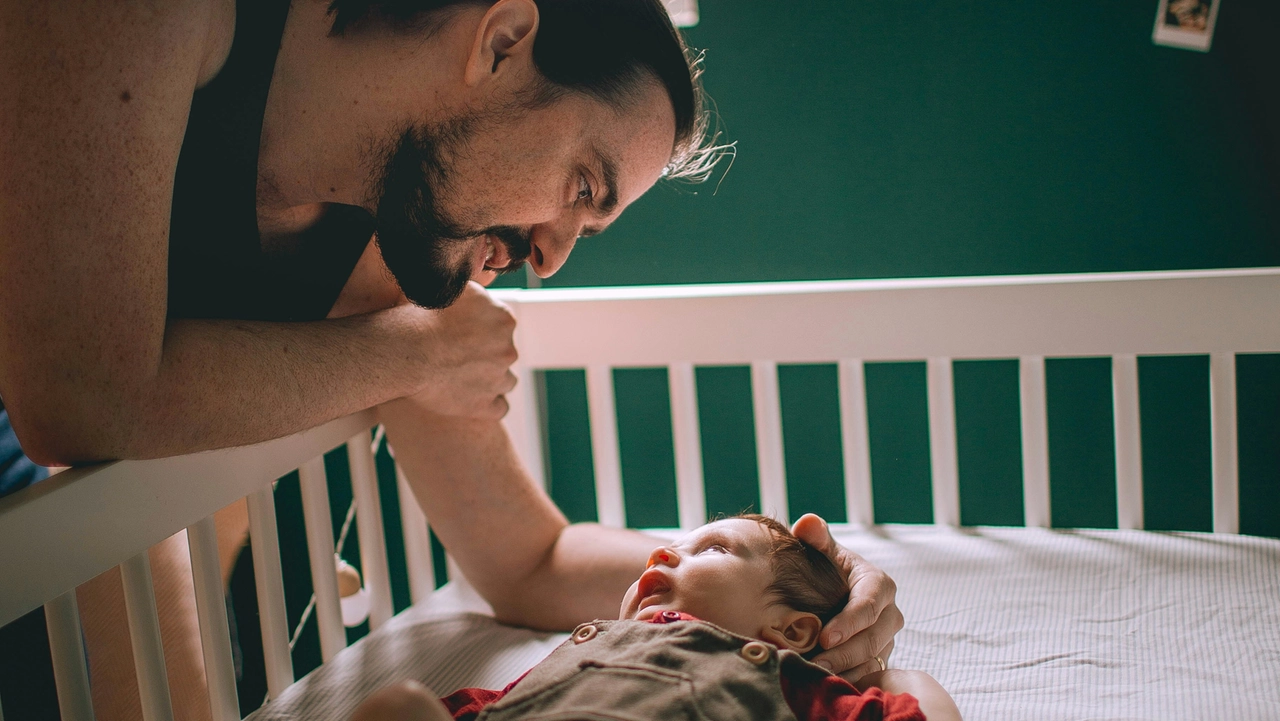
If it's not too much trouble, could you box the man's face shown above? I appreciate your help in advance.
[373,78,676,308]
[618,519,778,638]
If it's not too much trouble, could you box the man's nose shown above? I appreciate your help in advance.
[646,546,679,569]
[527,223,579,278]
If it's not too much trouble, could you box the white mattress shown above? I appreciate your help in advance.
[247,526,1280,721]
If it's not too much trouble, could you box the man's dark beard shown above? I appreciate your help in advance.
[373,122,531,309]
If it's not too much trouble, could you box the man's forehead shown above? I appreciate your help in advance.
[579,80,676,235]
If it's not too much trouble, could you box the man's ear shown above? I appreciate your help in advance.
[758,611,823,654]
[463,0,539,88]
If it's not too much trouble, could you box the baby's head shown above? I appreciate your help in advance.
[618,514,849,654]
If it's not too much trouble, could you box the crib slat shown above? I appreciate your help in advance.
[838,359,874,526]
[246,486,295,698]
[669,362,707,530]
[751,361,789,523]
[44,591,95,721]
[586,365,626,528]
[396,464,435,604]
[927,358,960,526]
[186,516,240,721]
[1019,356,1051,528]
[119,552,175,721]
[1112,354,1144,531]
[348,432,394,629]
[503,364,547,489]
[1210,352,1239,534]
[298,458,346,662]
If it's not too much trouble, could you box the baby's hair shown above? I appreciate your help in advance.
[735,514,850,624]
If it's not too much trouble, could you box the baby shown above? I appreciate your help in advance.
[354,514,960,721]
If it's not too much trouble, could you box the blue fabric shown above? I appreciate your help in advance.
[0,409,47,498]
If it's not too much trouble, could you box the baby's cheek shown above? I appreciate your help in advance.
[618,582,640,619]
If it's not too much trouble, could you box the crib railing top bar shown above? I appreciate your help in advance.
[0,409,377,627]
[501,269,1280,369]
[492,267,1280,304]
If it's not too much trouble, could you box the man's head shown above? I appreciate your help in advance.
[618,515,850,654]
[336,0,725,307]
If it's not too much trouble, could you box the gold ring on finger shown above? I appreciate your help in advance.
[874,655,886,672]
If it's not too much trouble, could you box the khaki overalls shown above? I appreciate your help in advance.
[475,618,831,721]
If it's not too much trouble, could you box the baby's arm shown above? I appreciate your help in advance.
[855,670,961,721]
[350,682,454,721]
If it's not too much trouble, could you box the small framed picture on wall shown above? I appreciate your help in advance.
[1152,0,1221,52]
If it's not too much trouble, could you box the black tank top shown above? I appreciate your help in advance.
[167,0,375,322]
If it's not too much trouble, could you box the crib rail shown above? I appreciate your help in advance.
[493,267,1280,533]
[2,268,1276,720]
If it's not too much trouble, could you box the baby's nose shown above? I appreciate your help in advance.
[646,546,679,568]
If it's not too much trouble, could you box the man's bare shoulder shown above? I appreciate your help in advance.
[0,0,235,102]
[0,0,238,462]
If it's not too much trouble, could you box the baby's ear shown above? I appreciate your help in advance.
[759,611,823,654]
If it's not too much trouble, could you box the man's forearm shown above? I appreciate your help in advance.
[380,399,659,631]
[505,522,659,630]
[12,311,424,463]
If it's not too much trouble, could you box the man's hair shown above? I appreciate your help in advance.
[737,514,850,624]
[327,0,729,181]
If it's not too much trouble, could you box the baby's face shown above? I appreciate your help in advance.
[618,519,776,638]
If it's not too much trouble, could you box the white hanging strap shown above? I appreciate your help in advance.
[245,486,294,699]
[119,552,175,721]
[297,457,346,662]
[348,431,394,629]
[186,516,241,721]
[44,590,95,721]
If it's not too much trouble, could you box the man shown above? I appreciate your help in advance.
[0,0,900,713]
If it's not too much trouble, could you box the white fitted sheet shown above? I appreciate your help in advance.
[248,527,1280,721]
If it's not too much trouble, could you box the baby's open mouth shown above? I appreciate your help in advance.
[636,568,672,604]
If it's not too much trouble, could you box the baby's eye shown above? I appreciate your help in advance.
[699,544,729,554]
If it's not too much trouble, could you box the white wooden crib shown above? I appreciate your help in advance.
[2,267,1278,721]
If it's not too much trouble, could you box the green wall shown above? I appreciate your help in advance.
[521,0,1279,538]
[514,0,1279,288]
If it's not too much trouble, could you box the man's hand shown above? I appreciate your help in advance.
[791,513,904,682]
[391,281,518,419]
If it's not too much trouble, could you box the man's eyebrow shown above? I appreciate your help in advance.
[580,147,619,238]
[593,145,620,216]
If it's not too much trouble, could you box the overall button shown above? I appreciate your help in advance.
[740,641,772,665]
[573,624,599,644]
[659,611,682,623]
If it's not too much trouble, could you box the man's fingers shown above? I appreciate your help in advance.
[499,370,518,395]
[791,513,836,556]
[838,639,896,685]
[812,604,903,676]
[824,561,897,647]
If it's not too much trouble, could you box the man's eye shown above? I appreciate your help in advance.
[576,175,593,203]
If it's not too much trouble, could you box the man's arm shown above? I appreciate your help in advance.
[0,1,512,463]
[378,396,658,630]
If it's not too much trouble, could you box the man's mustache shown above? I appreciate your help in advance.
[479,225,533,274]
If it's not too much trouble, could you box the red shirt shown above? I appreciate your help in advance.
[440,613,924,721]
